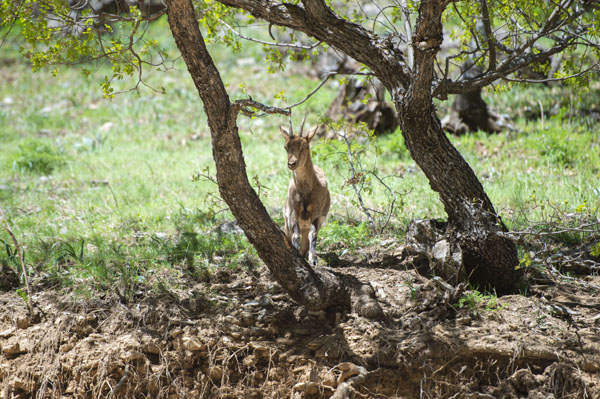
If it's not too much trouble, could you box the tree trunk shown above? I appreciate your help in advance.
[392,0,521,292]
[321,77,399,138]
[440,64,512,135]
[164,0,349,311]
[398,105,521,291]
[441,90,503,135]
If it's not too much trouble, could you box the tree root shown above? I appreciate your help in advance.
[330,363,368,399]
[337,273,384,320]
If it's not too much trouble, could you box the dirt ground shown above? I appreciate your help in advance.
[1,254,600,399]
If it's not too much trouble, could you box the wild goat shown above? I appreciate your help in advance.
[281,117,331,266]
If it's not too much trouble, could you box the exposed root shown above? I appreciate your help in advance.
[329,363,367,399]
[337,273,384,320]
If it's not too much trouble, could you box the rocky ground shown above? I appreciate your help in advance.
[1,254,600,398]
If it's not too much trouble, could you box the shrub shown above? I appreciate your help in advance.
[12,139,66,174]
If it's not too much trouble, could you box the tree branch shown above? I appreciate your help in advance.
[434,0,597,96]
[435,39,574,96]
[233,97,291,116]
[0,0,26,50]
[219,18,321,50]
[338,130,376,234]
[216,0,410,89]
[479,0,496,71]
[399,0,414,69]
[501,62,599,83]
[406,0,446,108]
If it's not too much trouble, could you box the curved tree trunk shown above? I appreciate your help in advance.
[397,105,521,291]
[164,0,349,311]
[391,0,521,292]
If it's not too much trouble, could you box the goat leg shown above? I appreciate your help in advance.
[292,224,300,250]
[308,224,318,266]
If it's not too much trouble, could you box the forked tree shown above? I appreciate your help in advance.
[3,0,598,314]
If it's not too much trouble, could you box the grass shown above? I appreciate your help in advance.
[1,18,599,298]
[11,138,67,174]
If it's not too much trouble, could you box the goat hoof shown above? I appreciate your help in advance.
[308,255,317,266]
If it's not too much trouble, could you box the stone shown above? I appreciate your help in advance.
[16,317,31,330]
[3,342,23,356]
[208,366,223,381]
[293,381,320,395]
[432,239,449,261]
[337,362,363,384]
[120,350,144,362]
[0,328,14,338]
[181,336,206,352]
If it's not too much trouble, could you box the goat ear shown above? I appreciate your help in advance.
[305,126,318,142]
[280,125,291,139]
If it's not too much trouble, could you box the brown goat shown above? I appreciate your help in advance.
[281,117,331,266]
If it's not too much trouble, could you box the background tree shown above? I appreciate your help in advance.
[3,0,598,313]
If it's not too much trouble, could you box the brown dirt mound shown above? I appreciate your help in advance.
[1,265,599,398]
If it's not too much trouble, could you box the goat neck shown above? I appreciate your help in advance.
[292,154,316,195]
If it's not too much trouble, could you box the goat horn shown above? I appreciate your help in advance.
[299,115,307,137]
[288,118,294,137]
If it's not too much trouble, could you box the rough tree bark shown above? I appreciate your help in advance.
[164,0,350,311]
[395,0,521,291]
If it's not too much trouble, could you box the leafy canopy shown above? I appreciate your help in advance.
[2,0,598,98]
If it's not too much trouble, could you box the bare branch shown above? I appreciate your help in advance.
[338,130,376,233]
[219,18,322,49]
[369,172,400,234]
[501,62,600,83]
[233,97,291,116]
[284,72,333,110]
[435,39,573,96]
[435,0,599,96]
[398,0,414,69]
[371,4,400,36]
[235,69,373,117]
[94,9,166,23]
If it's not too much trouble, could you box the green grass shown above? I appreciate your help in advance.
[11,138,67,174]
[1,18,599,298]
